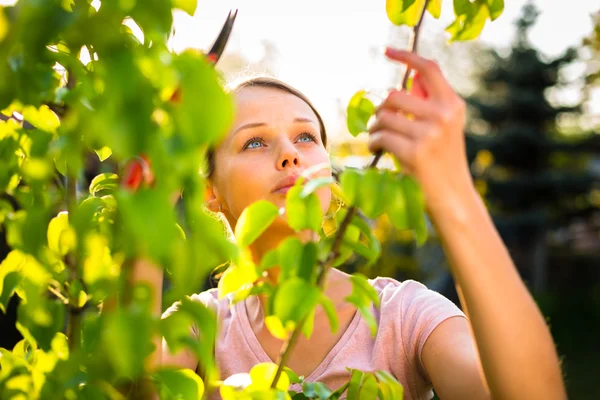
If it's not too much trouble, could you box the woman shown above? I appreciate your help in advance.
[136,48,566,399]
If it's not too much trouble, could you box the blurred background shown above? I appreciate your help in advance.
[1,0,600,397]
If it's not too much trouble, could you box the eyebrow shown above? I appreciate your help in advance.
[233,118,318,135]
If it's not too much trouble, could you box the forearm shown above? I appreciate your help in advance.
[430,189,566,400]
[129,258,165,370]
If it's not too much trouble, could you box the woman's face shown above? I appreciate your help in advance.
[208,86,332,231]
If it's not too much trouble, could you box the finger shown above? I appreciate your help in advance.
[368,129,415,171]
[385,47,453,100]
[377,89,437,121]
[368,109,427,139]
[411,72,428,99]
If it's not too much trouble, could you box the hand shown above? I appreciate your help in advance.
[368,47,477,217]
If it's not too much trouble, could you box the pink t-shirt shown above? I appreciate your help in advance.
[163,277,466,400]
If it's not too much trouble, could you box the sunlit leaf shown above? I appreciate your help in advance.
[249,362,290,392]
[94,146,112,162]
[339,168,362,206]
[486,0,504,20]
[273,277,319,326]
[0,251,26,313]
[375,371,404,400]
[386,0,426,26]
[300,176,334,198]
[47,211,77,256]
[155,368,204,400]
[173,0,198,16]
[319,293,339,333]
[346,90,375,136]
[402,175,428,245]
[345,274,379,337]
[235,200,279,247]
[89,173,119,197]
[218,253,259,299]
[286,184,323,232]
[359,168,387,219]
[385,175,409,229]
[346,369,364,400]
[446,0,490,41]
[427,0,442,19]
[265,315,294,340]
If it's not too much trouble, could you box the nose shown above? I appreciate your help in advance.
[276,139,300,170]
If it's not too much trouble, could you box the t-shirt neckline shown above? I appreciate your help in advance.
[236,285,368,382]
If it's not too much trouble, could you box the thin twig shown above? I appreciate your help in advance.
[48,286,69,304]
[270,1,431,389]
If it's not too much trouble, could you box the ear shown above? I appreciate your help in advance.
[204,180,222,213]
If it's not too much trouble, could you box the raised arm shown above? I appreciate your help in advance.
[368,47,566,399]
[129,258,198,371]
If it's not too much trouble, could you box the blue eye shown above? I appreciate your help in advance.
[297,132,317,143]
[243,137,264,150]
[247,140,262,149]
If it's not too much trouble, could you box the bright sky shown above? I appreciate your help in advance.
[2,0,599,139]
[170,0,600,140]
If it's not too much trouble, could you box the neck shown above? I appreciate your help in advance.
[248,225,319,284]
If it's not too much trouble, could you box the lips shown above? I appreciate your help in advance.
[272,174,302,195]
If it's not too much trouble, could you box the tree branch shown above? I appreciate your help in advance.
[270,0,431,389]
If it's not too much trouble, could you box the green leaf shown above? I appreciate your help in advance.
[386,0,425,27]
[486,0,504,20]
[274,278,319,326]
[248,362,290,392]
[235,200,279,247]
[171,51,234,147]
[319,293,339,333]
[296,241,318,283]
[385,174,409,229]
[89,173,119,197]
[340,168,362,206]
[218,254,259,299]
[346,91,376,136]
[286,184,323,233]
[173,0,198,16]
[375,371,404,400]
[0,251,26,313]
[427,0,442,19]
[327,382,350,400]
[47,212,77,256]
[349,214,382,264]
[302,307,316,339]
[17,299,66,351]
[402,175,428,245]
[155,368,204,400]
[359,373,379,400]
[446,0,490,41]
[359,169,387,219]
[453,0,471,16]
[117,189,180,261]
[300,176,334,198]
[302,381,332,399]
[345,274,379,337]
[94,146,112,162]
[102,308,153,378]
[346,369,364,400]
[349,274,380,308]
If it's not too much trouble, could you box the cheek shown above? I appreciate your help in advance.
[221,159,271,218]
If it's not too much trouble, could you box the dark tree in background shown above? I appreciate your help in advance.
[465,3,600,293]
[464,4,600,398]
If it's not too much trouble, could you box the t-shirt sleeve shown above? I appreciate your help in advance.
[161,289,220,339]
[398,280,466,383]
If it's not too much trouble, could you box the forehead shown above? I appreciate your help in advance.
[233,86,319,126]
